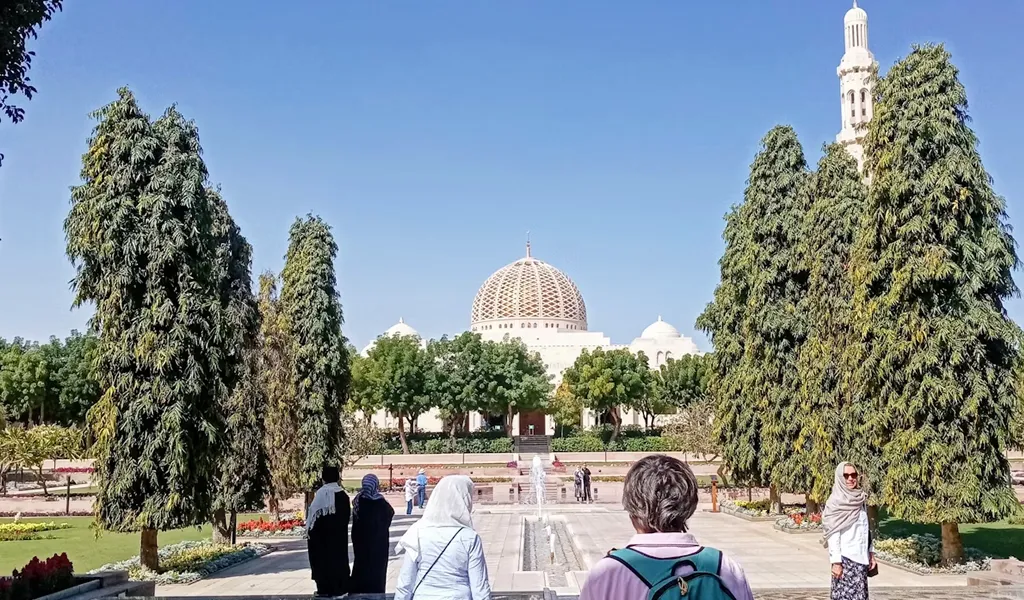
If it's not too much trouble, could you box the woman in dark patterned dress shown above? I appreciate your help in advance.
[823,462,875,600]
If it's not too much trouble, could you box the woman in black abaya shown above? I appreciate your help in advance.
[351,474,396,594]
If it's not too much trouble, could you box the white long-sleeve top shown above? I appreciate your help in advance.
[827,507,874,565]
[394,525,491,600]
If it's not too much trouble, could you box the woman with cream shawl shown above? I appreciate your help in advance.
[823,462,875,600]
[394,475,491,600]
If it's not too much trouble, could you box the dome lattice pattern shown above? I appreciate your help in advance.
[471,254,587,327]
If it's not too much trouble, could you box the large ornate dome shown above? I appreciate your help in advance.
[471,244,588,332]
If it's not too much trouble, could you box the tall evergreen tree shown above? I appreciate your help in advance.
[257,272,303,515]
[280,215,348,488]
[852,44,1020,564]
[794,143,868,506]
[700,126,810,503]
[697,197,761,487]
[209,190,268,542]
[740,125,811,503]
[66,92,227,570]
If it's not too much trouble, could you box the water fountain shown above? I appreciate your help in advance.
[530,455,546,517]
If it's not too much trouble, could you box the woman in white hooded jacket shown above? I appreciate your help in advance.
[394,475,491,600]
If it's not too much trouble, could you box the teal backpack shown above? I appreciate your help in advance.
[607,546,736,600]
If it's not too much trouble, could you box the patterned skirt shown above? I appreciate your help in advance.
[831,556,868,600]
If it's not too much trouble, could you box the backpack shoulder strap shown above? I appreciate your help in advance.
[687,547,723,575]
[607,548,677,589]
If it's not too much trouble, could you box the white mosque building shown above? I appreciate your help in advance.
[362,242,700,435]
[361,1,874,436]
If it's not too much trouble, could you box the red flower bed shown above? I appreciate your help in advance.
[53,467,94,474]
[790,513,822,526]
[236,517,304,534]
[0,554,75,600]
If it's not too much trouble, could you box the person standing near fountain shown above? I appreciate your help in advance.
[579,455,753,600]
[581,463,593,503]
[574,466,584,502]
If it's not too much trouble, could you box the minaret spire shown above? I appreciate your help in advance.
[525,231,531,257]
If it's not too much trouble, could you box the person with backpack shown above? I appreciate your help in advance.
[579,455,753,600]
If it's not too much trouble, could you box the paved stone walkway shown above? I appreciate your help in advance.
[158,505,975,596]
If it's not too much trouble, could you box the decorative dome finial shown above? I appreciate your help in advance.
[853,0,857,7]
[526,231,532,258]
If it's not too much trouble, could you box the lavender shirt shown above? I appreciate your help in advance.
[579,532,754,600]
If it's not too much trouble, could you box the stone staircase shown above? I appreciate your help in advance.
[515,434,551,456]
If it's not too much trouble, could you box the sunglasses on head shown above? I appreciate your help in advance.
[843,472,859,480]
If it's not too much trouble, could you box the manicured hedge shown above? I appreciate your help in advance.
[551,435,683,453]
[380,433,513,455]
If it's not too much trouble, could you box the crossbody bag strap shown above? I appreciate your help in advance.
[412,527,463,598]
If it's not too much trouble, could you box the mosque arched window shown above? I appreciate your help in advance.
[860,89,869,117]
[849,91,856,119]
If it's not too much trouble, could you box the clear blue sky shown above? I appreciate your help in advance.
[1,0,1022,350]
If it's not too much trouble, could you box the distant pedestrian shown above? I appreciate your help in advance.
[573,467,583,502]
[416,468,429,509]
[582,464,592,503]
[351,474,395,594]
[579,455,753,600]
[824,461,875,600]
[394,476,491,600]
[404,477,417,515]
[306,466,350,597]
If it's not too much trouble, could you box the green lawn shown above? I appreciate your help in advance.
[878,511,1024,559]
[0,514,260,573]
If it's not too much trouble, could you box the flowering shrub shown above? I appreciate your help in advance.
[873,534,990,574]
[89,540,270,584]
[236,517,305,538]
[0,522,72,534]
[0,511,91,518]
[0,553,75,600]
[721,499,804,518]
[774,512,822,531]
[506,461,517,468]
[53,467,94,474]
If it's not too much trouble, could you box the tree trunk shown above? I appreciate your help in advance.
[867,504,880,539]
[941,522,965,566]
[267,495,280,522]
[140,527,159,571]
[769,484,782,515]
[397,411,410,454]
[805,497,819,515]
[35,468,48,496]
[506,406,515,439]
[609,408,622,443]
[211,508,231,544]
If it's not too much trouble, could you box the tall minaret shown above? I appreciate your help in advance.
[835,0,877,171]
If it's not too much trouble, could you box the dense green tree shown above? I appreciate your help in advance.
[66,91,227,570]
[477,337,552,438]
[792,143,869,506]
[257,272,303,515]
[851,44,1021,565]
[209,191,268,543]
[548,381,583,436]
[360,333,431,454]
[53,331,101,424]
[425,332,494,438]
[0,340,48,423]
[562,347,650,442]
[651,354,710,411]
[0,0,63,166]
[280,215,348,488]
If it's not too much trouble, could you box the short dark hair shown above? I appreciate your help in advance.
[622,455,698,533]
[322,466,340,484]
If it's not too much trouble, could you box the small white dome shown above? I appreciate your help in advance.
[641,316,681,339]
[384,317,419,338]
[845,0,867,23]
